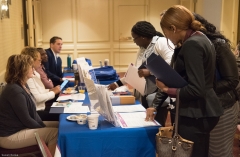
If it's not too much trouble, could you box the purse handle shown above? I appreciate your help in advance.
[173,88,180,137]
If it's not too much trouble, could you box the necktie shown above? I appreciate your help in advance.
[55,56,58,64]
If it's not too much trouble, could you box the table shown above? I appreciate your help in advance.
[58,114,158,157]
[57,92,159,157]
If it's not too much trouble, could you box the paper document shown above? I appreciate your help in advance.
[112,104,145,112]
[62,77,75,81]
[51,102,83,107]
[64,105,90,113]
[84,77,120,127]
[56,93,85,101]
[116,112,160,128]
[124,64,146,95]
[145,53,188,88]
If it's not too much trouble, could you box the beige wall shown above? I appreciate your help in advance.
[0,0,239,83]
[0,0,24,83]
[40,0,180,72]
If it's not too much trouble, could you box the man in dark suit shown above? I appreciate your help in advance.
[43,36,63,86]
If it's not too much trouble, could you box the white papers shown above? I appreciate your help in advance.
[116,112,160,128]
[56,93,85,101]
[51,102,83,107]
[84,77,119,127]
[124,64,146,95]
[64,105,90,113]
[84,77,99,112]
[95,85,119,126]
[112,104,146,112]
[51,102,89,113]
[62,77,75,81]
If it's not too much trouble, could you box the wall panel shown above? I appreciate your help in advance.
[0,0,24,82]
[76,0,110,42]
[41,0,74,43]
[77,51,111,67]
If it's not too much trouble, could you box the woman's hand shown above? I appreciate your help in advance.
[50,85,61,94]
[107,83,117,90]
[156,79,169,93]
[145,107,157,121]
[138,69,150,77]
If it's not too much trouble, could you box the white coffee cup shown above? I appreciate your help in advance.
[87,114,99,130]
[72,64,78,70]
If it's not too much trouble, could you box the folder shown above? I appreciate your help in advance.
[144,53,187,88]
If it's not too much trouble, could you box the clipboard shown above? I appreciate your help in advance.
[145,53,187,88]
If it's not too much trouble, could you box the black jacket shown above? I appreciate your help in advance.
[43,48,63,86]
[172,33,223,118]
[214,41,239,109]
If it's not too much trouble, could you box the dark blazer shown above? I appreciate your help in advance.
[43,48,63,86]
[173,33,223,118]
[0,83,45,136]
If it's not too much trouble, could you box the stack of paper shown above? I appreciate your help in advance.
[56,93,85,101]
[51,102,90,113]
[115,112,160,128]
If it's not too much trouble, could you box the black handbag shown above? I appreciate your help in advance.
[156,89,194,157]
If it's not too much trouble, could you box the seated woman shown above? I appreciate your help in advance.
[21,46,61,121]
[36,47,54,89]
[0,54,58,156]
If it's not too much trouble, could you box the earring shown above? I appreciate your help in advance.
[142,38,144,39]
[174,30,175,33]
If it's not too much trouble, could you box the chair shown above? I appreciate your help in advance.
[34,132,52,157]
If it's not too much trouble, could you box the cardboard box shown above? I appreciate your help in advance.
[110,95,135,105]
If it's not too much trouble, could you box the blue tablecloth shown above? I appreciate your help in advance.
[57,92,159,157]
[58,114,159,157]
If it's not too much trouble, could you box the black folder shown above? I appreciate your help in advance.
[144,53,187,88]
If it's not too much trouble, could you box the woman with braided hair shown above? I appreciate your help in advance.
[108,21,174,110]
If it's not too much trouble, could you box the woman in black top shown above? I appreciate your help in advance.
[0,54,58,156]
[157,5,223,157]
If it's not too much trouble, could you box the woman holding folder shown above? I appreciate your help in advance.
[154,5,223,157]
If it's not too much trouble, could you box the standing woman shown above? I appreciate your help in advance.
[157,5,223,157]
[108,21,173,109]
[194,13,239,157]
[0,54,58,156]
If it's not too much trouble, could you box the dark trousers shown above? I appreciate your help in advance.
[155,106,169,127]
[37,95,60,121]
[141,95,148,109]
[178,116,219,157]
[37,110,60,121]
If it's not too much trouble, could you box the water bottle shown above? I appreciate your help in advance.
[67,54,71,69]
[104,59,109,66]
[99,60,103,67]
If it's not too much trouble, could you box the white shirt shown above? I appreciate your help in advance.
[51,48,58,63]
[120,36,174,85]
[27,70,55,111]
[154,37,174,64]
